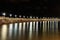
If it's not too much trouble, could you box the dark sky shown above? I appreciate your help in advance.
[49,0,60,17]
[0,0,60,17]
[0,0,33,17]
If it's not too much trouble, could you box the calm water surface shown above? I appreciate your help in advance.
[0,22,60,40]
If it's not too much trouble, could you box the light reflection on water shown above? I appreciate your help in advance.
[36,21,38,35]
[29,22,33,40]
[29,30,32,40]
[19,23,22,36]
[9,23,13,38]
[14,23,18,37]
[0,21,60,40]
[29,22,33,32]
[33,21,35,31]
[22,22,26,40]
[27,22,29,31]
[1,24,8,40]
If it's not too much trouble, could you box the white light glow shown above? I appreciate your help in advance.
[14,23,18,37]
[30,16,32,18]
[27,22,29,30]
[44,21,47,32]
[29,22,32,32]
[43,21,45,32]
[2,13,6,16]
[9,23,13,38]
[50,21,52,32]
[33,22,35,31]
[36,17,38,35]
[23,22,26,35]
[36,21,38,31]
[52,21,54,32]
[40,22,42,31]
[10,14,12,17]
[1,24,7,40]
[19,23,22,31]
[29,22,33,40]
[48,21,49,32]
[23,16,25,18]
[23,22,26,31]
[19,23,22,35]
[55,21,58,33]
[29,30,32,40]
[15,15,17,17]
[19,15,21,18]
[29,16,32,32]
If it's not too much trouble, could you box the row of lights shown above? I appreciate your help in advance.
[2,12,58,19]
[2,12,39,18]
[2,13,21,18]
[2,13,12,17]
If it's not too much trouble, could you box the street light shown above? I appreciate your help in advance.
[15,15,17,18]
[33,16,35,19]
[36,17,38,19]
[9,14,12,17]
[30,16,32,18]
[19,15,21,18]
[2,13,6,17]
[23,16,25,18]
[27,16,29,18]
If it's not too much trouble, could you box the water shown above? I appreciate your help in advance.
[0,21,60,40]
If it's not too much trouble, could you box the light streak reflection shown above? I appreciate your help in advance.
[29,21,33,40]
[14,23,18,37]
[1,24,8,40]
[19,23,22,36]
[33,21,35,31]
[9,23,13,38]
[23,22,26,35]
[36,21,38,35]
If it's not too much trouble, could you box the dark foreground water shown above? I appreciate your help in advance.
[0,22,60,40]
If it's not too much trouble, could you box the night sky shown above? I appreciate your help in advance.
[0,0,59,17]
